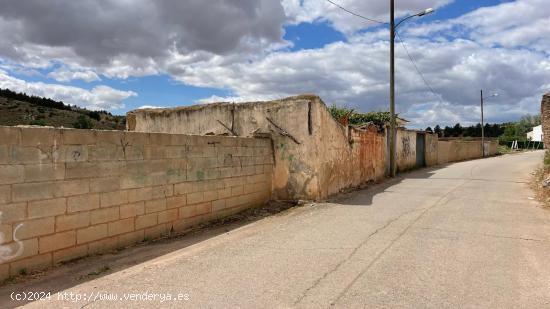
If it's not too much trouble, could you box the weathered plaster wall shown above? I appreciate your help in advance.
[437,139,498,164]
[127,95,387,200]
[0,126,272,280]
[425,133,439,167]
[541,92,550,148]
[395,129,417,172]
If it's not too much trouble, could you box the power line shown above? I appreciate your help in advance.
[325,0,387,24]
[395,31,443,104]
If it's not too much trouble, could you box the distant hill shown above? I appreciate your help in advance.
[0,88,125,130]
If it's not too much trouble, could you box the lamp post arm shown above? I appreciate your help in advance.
[393,14,417,33]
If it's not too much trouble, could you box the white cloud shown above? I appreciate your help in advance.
[196,94,283,104]
[137,105,165,109]
[282,0,452,32]
[48,68,101,82]
[0,0,548,127]
[0,70,136,110]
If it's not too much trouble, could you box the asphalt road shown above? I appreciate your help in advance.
[10,151,550,308]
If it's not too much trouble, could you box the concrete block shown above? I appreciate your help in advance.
[120,202,145,219]
[0,145,9,164]
[0,165,24,184]
[108,218,134,236]
[1,224,12,243]
[67,194,100,213]
[90,177,120,193]
[10,253,52,276]
[17,217,55,239]
[11,145,53,165]
[117,230,144,247]
[56,212,90,232]
[135,213,157,230]
[203,189,218,202]
[88,144,124,161]
[20,127,56,146]
[65,162,100,179]
[166,196,186,209]
[90,206,120,225]
[88,237,118,254]
[149,133,172,145]
[62,129,96,145]
[124,145,145,160]
[170,134,190,146]
[212,199,226,212]
[57,145,88,162]
[95,130,125,145]
[0,264,9,281]
[77,224,108,244]
[100,190,128,208]
[0,203,26,223]
[12,182,56,202]
[174,182,196,195]
[23,164,65,182]
[187,192,204,205]
[28,198,66,219]
[53,245,88,264]
[225,196,243,209]
[151,185,173,199]
[157,209,178,224]
[179,202,211,219]
[143,197,166,213]
[0,126,21,145]
[224,176,246,188]
[217,187,232,199]
[39,230,76,253]
[144,224,168,239]
[127,187,152,203]
[124,131,150,145]
[4,238,38,261]
[231,185,244,196]
[53,179,90,197]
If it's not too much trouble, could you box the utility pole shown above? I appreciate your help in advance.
[389,0,396,177]
[481,89,485,158]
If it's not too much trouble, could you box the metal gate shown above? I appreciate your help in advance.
[416,133,425,168]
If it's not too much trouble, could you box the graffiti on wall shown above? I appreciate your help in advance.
[0,212,24,262]
[401,136,413,158]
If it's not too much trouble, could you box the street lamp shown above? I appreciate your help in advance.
[389,2,434,177]
[480,90,498,157]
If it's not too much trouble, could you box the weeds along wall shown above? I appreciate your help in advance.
[0,126,273,280]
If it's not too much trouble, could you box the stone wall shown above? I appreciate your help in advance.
[541,92,550,148]
[127,95,387,200]
[0,126,273,280]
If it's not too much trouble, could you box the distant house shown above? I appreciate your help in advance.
[527,125,543,141]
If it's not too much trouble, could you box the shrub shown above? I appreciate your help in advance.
[73,115,93,129]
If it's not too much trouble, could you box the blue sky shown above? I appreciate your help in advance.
[0,0,548,127]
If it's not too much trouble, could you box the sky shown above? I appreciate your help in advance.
[0,0,548,128]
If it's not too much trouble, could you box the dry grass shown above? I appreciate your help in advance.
[531,150,550,208]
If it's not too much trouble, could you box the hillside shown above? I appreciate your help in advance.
[0,89,125,130]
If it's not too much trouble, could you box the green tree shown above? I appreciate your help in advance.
[73,115,93,129]
[434,125,442,137]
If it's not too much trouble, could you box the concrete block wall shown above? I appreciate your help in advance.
[0,126,273,280]
[437,139,499,164]
[127,95,388,201]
